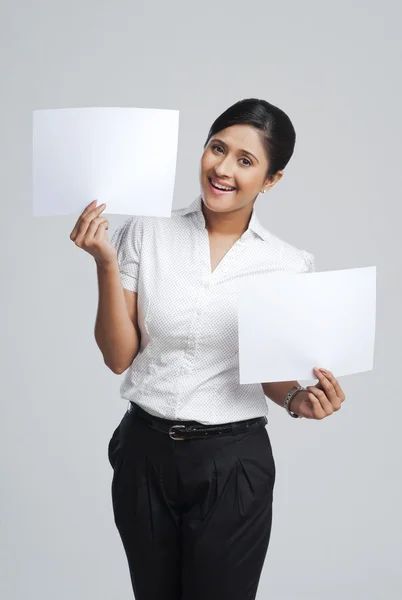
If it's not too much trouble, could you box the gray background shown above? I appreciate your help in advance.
[1,0,401,598]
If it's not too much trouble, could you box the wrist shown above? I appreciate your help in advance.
[284,387,307,418]
[288,390,307,415]
[95,257,118,271]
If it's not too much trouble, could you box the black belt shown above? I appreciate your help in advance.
[129,402,268,441]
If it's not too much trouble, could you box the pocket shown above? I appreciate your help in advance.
[108,405,139,468]
[235,428,276,505]
[261,427,275,462]
[236,453,276,511]
[107,425,121,470]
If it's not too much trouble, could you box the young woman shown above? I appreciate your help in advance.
[70,98,346,600]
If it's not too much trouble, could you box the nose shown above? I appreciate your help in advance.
[214,155,233,179]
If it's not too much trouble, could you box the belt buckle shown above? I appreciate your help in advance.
[169,424,187,440]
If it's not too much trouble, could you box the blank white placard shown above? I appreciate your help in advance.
[32,106,179,217]
[236,266,376,384]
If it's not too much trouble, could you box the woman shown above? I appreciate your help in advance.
[70,98,346,600]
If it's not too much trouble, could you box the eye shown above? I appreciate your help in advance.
[211,144,224,154]
[240,157,252,167]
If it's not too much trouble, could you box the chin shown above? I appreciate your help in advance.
[201,191,226,211]
[204,199,238,215]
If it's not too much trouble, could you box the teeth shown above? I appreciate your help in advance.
[211,179,235,191]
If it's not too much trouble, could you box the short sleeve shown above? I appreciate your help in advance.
[302,250,316,273]
[111,216,144,292]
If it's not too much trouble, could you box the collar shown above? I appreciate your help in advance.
[180,195,271,242]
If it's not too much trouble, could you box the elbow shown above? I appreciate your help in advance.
[105,354,138,374]
[104,360,127,375]
[112,365,127,375]
[103,349,139,374]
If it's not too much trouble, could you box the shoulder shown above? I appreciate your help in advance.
[111,208,189,249]
[111,215,154,256]
[143,205,193,235]
[259,228,316,273]
[111,212,158,239]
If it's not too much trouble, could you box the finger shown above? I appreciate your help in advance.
[82,199,98,216]
[306,386,337,417]
[94,220,109,241]
[73,204,106,244]
[70,200,98,241]
[86,217,108,241]
[70,201,106,241]
[305,391,328,420]
[79,217,108,246]
[320,369,346,402]
[313,368,338,402]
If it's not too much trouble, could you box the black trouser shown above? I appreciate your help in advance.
[108,402,276,600]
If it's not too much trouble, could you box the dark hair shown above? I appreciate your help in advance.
[204,98,296,179]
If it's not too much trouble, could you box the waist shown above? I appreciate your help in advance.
[121,384,268,424]
[129,402,268,441]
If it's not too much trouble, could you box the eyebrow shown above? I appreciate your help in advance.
[211,138,260,163]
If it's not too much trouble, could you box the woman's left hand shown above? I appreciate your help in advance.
[290,368,346,419]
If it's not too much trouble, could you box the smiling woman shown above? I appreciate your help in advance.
[73,97,325,600]
[199,98,296,236]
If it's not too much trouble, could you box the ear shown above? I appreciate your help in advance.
[262,170,283,193]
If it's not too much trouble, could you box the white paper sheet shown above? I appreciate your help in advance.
[236,266,376,384]
[32,107,179,217]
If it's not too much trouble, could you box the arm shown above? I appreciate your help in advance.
[94,259,141,374]
[69,201,141,374]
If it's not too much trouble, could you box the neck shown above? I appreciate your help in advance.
[201,198,255,237]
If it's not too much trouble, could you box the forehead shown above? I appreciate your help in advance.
[211,124,265,154]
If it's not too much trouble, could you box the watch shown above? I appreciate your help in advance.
[284,385,306,418]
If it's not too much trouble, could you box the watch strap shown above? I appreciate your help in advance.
[284,385,306,418]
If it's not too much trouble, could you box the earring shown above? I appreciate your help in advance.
[261,189,266,194]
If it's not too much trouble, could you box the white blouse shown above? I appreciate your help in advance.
[111,195,315,425]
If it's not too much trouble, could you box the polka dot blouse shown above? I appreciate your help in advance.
[111,195,315,425]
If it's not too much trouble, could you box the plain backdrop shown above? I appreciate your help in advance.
[1,1,401,599]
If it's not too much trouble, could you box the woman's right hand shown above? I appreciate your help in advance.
[70,200,118,266]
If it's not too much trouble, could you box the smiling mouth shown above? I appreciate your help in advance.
[208,177,237,192]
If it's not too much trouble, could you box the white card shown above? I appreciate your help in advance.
[32,106,179,217]
[237,266,376,383]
